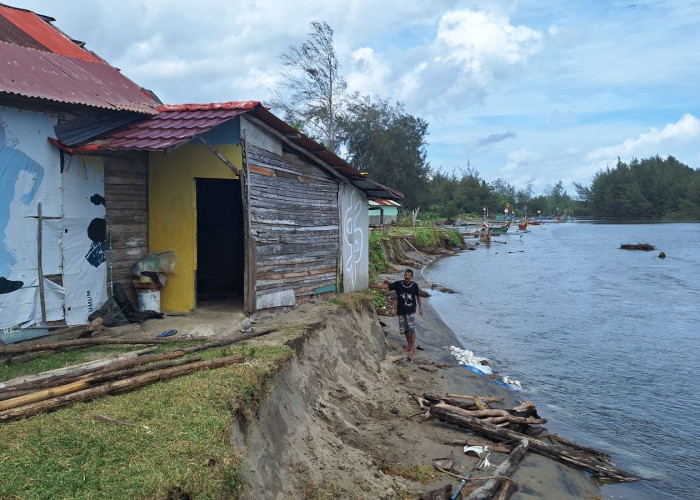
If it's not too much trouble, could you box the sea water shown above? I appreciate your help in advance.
[423,222,700,499]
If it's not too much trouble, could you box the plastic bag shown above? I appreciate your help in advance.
[131,251,178,277]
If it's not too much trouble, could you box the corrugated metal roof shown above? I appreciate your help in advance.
[0,4,157,113]
[0,41,158,113]
[54,100,404,200]
[369,199,401,207]
[0,4,99,62]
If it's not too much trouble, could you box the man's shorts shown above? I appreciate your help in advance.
[398,313,416,334]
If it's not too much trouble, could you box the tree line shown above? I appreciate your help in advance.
[274,22,700,221]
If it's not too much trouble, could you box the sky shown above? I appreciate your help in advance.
[16,0,700,195]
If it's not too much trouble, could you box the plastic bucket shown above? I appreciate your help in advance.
[137,289,161,312]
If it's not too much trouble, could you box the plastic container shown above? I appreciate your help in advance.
[137,289,161,312]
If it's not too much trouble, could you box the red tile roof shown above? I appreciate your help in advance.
[0,4,158,113]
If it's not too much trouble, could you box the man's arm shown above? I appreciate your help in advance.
[416,285,424,317]
[369,280,390,290]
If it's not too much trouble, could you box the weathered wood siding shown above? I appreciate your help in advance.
[246,144,339,308]
[104,153,149,304]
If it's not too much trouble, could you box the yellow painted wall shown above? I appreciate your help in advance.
[148,143,242,312]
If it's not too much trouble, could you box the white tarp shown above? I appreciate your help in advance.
[0,107,106,335]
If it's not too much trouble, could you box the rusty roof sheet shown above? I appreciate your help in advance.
[0,4,100,62]
[0,4,157,113]
[56,101,403,200]
[369,199,401,207]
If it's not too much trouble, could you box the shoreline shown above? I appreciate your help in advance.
[375,251,603,498]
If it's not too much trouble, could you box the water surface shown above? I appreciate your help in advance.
[423,222,700,499]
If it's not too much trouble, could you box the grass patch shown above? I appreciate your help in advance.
[384,464,437,484]
[0,343,293,499]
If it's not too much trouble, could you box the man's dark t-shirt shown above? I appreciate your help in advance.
[388,280,420,315]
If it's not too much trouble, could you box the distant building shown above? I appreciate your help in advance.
[369,199,401,226]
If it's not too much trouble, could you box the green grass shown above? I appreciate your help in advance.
[0,342,294,500]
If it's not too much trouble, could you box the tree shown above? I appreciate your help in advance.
[273,21,347,152]
[338,96,431,209]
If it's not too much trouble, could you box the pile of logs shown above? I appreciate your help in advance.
[413,393,640,500]
[0,328,277,423]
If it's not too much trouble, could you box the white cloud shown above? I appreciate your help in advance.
[347,47,390,97]
[435,10,543,80]
[587,114,700,161]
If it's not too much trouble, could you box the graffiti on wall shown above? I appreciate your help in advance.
[341,186,368,291]
[0,109,107,332]
[0,118,44,294]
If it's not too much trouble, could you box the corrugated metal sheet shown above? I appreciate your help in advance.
[0,4,157,113]
[369,199,401,207]
[57,101,403,200]
[0,4,100,62]
[0,41,158,113]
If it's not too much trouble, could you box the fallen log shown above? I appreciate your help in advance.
[430,403,640,482]
[0,354,245,423]
[465,439,528,500]
[445,394,504,403]
[419,396,546,426]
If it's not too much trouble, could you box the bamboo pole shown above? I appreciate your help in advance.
[0,354,245,423]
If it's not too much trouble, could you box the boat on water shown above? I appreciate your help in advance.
[518,220,528,231]
[480,222,491,242]
[489,221,511,235]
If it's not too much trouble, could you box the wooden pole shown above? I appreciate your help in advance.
[0,354,245,423]
[37,203,46,323]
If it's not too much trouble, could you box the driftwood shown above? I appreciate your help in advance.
[430,403,640,482]
[0,354,245,423]
[464,439,528,500]
[620,243,655,251]
[445,394,504,403]
[420,395,546,426]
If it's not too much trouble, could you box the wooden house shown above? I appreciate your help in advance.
[0,4,402,342]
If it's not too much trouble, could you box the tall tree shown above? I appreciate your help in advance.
[338,96,431,209]
[273,21,347,152]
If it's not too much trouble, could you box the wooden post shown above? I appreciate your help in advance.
[37,203,46,323]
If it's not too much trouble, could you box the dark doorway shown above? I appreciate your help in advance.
[196,178,244,303]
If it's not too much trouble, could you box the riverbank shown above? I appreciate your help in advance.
[232,281,601,499]
[1,231,619,499]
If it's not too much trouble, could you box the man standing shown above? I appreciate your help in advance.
[371,268,423,360]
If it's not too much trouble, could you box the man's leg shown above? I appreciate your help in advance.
[405,313,416,359]
[406,331,416,360]
[398,315,410,351]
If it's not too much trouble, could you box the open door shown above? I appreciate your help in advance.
[195,178,244,304]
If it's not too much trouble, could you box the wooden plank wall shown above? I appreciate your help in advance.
[246,145,339,305]
[104,153,149,304]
